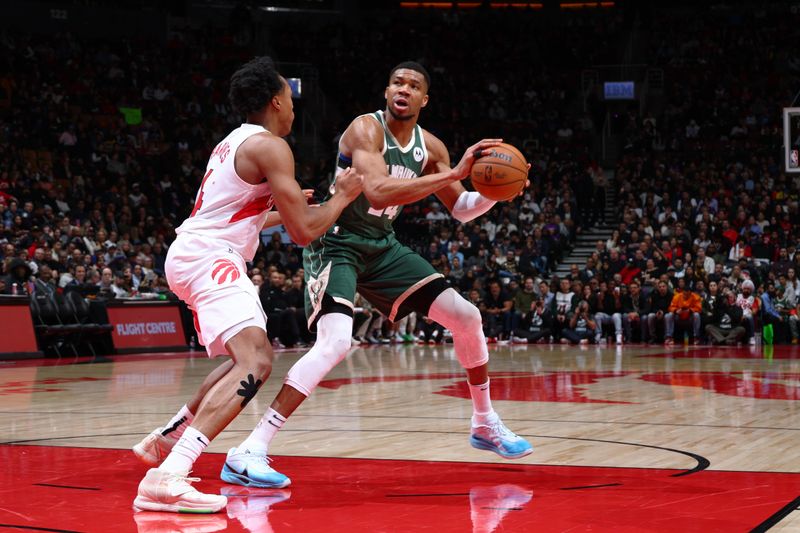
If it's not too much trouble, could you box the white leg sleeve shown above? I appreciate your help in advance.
[285,313,354,396]
[428,288,489,369]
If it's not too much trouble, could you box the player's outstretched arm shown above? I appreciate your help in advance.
[261,189,316,230]
[344,116,501,210]
[245,135,363,246]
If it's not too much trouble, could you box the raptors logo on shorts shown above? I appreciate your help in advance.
[211,258,240,285]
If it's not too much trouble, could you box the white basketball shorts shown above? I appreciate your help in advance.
[166,233,267,357]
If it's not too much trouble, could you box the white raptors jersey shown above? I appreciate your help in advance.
[175,124,274,261]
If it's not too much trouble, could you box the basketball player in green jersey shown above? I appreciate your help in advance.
[135,62,532,488]
[220,60,532,485]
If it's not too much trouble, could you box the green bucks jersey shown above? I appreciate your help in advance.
[331,110,429,239]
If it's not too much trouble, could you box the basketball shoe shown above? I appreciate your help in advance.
[220,448,291,488]
[134,468,227,513]
[469,413,533,459]
[133,427,175,467]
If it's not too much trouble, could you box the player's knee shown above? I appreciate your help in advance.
[455,300,482,334]
[236,352,272,381]
[431,289,481,334]
[329,336,352,363]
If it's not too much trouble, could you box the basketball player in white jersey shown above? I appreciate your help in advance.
[132,56,362,514]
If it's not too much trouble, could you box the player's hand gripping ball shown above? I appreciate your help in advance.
[470,143,529,201]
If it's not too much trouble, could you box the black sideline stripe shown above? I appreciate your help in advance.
[32,483,100,491]
[560,483,623,490]
[751,495,800,533]
[0,525,84,533]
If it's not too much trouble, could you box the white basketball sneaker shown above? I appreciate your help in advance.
[134,468,227,514]
[133,427,175,467]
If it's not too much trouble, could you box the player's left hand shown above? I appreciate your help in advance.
[453,138,503,180]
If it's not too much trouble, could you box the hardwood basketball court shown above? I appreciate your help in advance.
[1,343,799,531]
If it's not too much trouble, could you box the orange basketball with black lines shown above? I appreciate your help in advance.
[470,143,528,201]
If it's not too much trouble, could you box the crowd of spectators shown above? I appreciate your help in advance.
[527,4,800,346]
[3,4,800,351]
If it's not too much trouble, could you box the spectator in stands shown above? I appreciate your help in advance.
[513,277,537,326]
[1,257,32,294]
[259,271,300,348]
[700,280,721,330]
[665,278,702,344]
[552,278,577,340]
[538,280,554,309]
[286,273,311,346]
[705,290,746,346]
[111,270,131,298]
[419,316,445,344]
[561,300,597,345]
[511,296,553,344]
[481,280,513,341]
[646,280,673,344]
[761,281,785,343]
[736,279,759,344]
[33,265,56,297]
[621,280,647,342]
[784,268,799,307]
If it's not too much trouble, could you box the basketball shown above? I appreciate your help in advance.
[470,143,529,201]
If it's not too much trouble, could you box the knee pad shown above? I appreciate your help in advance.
[429,288,481,335]
[285,313,353,396]
[428,288,487,369]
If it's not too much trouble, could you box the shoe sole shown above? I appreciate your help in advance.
[220,466,291,489]
[469,436,533,460]
[133,495,227,514]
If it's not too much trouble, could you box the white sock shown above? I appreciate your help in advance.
[469,380,496,425]
[159,426,209,474]
[238,408,286,454]
[160,404,194,443]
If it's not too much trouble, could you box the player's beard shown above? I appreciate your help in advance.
[387,106,415,121]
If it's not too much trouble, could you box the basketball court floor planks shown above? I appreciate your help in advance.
[1,343,799,532]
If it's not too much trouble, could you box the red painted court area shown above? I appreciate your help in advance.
[1,445,798,532]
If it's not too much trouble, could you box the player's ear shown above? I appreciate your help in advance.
[271,95,281,111]
[421,94,429,108]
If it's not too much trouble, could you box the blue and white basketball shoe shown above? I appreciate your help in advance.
[220,448,291,489]
[469,413,533,459]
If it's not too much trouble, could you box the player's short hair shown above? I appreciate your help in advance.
[229,56,285,116]
[389,61,431,90]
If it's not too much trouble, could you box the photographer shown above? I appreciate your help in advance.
[705,290,746,345]
[561,300,597,345]
[511,296,553,343]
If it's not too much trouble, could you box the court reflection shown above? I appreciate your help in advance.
[134,511,229,532]
[219,487,291,533]
[470,484,533,533]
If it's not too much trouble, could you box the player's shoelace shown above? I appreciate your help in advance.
[488,419,517,441]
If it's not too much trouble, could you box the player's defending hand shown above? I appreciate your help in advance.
[452,138,503,180]
[334,167,365,202]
